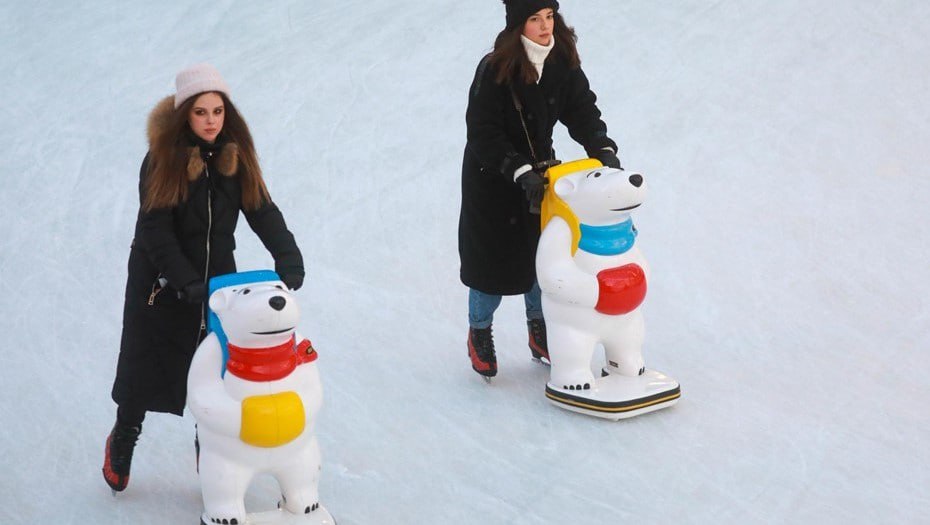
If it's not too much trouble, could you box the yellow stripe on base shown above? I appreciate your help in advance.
[545,390,681,414]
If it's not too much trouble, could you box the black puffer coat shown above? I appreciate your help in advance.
[458,54,617,295]
[111,99,304,416]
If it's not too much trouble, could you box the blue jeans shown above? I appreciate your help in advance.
[468,282,543,329]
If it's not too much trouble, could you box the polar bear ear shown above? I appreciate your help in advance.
[208,288,231,312]
[553,176,577,197]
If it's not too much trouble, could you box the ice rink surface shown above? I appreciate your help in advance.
[1,1,928,523]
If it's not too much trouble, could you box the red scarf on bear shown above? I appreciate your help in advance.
[226,336,318,382]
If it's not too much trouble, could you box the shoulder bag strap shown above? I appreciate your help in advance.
[509,84,538,164]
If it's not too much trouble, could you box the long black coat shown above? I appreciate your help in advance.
[111,127,303,416]
[458,54,617,295]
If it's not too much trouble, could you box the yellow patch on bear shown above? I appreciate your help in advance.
[240,391,306,448]
[540,158,604,256]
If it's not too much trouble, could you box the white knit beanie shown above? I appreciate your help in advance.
[174,63,231,109]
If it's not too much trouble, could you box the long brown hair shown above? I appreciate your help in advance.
[488,11,581,85]
[143,92,269,212]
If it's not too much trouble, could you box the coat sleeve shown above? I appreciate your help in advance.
[135,154,201,289]
[465,56,534,179]
[243,195,304,279]
[559,67,618,156]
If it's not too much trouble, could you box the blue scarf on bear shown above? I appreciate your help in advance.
[577,219,637,256]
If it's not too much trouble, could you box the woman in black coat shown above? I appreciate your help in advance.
[103,64,304,493]
[459,0,621,379]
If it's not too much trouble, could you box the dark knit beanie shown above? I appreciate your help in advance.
[503,0,560,30]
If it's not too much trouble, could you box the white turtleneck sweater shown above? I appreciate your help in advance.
[520,34,555,84]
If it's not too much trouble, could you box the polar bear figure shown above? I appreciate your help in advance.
[537,160,679,420]
[187,273,326,525]
[536,159,651,391]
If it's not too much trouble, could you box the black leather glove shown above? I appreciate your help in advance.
[516,170,548,214]
[178,281,206,303]
[593,149,622,170]
[281,273,304,291]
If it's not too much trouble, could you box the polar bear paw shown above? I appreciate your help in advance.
[601,365,646,378]
[553,369,596,392]
[279,495,320,515]
[203,515,244,525]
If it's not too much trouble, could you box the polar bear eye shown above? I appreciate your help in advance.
[241,288,251,295]
[275,285,285,290]
[587,171,602,178]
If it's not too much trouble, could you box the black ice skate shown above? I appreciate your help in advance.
[527,318,550,365]
[102,420,141,494]
[468,326,497,381]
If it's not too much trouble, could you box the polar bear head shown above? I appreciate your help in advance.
[551,165,646,226]
[208,279,299,349]
[541,159,647,254]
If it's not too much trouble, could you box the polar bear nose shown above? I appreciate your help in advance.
[269,296,286,311]
[629,174,643,188]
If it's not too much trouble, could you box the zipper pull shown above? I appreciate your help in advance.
[148,276,168,306]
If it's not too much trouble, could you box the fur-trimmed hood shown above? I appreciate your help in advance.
[147,95,239,180]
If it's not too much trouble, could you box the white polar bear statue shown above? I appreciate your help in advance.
[536,159,680,420]
[187,271,334,525]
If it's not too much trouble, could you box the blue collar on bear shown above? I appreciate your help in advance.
[578,219,637,256]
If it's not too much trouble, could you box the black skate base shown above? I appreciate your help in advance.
[201,506,335,525]
[545,369,680,421]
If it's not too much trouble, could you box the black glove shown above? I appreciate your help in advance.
[178,281,206,303]
[516,170,548,214]
[281,273,304,291]
[593,149,622,170]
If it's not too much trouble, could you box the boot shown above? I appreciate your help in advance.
[467,326,497,377]
[527,318,549,364]
[102,420,142,492]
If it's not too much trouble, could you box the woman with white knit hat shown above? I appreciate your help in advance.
[103,63,305,493]
[459,1,621,379]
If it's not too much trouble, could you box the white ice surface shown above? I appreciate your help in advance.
[1,1,928,524]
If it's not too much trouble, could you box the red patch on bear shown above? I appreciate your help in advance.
[595,264,647,315]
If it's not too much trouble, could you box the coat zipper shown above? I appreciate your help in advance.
[197,162,213,343]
